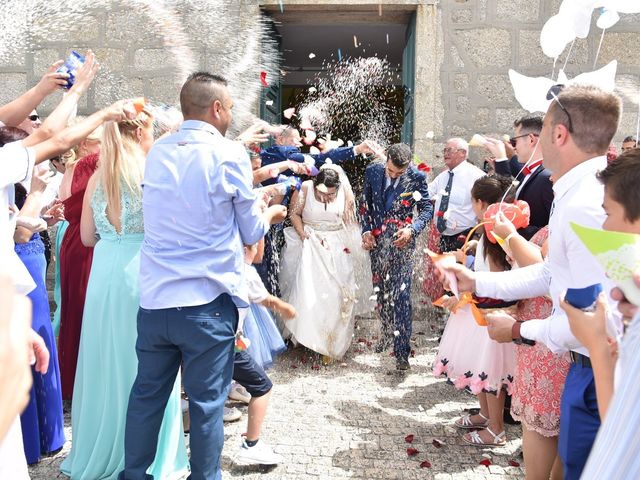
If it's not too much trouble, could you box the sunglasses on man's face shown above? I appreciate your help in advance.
[546,84,574,132]
[509,133,539,148]
[28,114,40,121]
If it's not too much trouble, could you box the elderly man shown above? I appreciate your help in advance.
[428,137,485,252]
[259,126,373,185]
[441,85,623,480]
[119,72,286,480]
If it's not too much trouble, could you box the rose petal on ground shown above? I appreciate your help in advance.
[420,460,432,468]
[404,434,414,443]
[406,447,419,456]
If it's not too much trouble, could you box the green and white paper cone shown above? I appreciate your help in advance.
[570,222,640,306]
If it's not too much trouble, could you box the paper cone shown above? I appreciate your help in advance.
[425,248,459,298]
[570,222,640,306]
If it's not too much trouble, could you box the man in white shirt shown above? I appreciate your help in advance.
[428,138,485,252]
[440,85,622,480]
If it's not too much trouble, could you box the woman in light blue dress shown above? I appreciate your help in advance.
[60,108,188,479]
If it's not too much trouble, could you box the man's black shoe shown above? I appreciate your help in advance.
[396,358,410,371]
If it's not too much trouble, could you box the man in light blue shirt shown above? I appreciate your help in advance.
[119,72,286,480]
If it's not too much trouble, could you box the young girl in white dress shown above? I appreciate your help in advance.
[433,175,517,447]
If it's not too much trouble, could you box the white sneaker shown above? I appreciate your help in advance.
[234,438,283,466]
[223,406,242,422]
[228,382,251,404]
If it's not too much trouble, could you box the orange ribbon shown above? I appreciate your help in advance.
[433,292,487,326]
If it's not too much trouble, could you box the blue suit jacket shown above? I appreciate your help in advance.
[361,162,433,237]
[259,145,356,185]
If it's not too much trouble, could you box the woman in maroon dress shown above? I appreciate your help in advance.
[58,153,99,400]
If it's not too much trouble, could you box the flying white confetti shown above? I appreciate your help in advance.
[412,191,422,202]
[308,52,316,59]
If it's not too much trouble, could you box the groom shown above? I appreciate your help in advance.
[362,143,433,370]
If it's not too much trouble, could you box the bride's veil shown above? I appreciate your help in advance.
[319,163,356,224]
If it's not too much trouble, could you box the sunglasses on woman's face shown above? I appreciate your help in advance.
[28,114,40,121]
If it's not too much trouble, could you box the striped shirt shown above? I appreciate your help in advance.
[581,311,640,479]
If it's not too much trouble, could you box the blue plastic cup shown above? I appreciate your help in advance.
[565,284,603,311]
[56,51,85,90]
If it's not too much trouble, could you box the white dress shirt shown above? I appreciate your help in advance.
[475,156,621,355]
[139,120,269,310]
[428,160,485,236]
[580,312,640,479]
[1,141,36,295]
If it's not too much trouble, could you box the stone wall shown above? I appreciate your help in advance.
[440,0,640,164]
[1,0,639,161]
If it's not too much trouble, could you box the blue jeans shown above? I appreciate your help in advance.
[558,363,601,480]
[119,294,238,480]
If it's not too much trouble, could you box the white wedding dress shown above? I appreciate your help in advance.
[280,180,373,359]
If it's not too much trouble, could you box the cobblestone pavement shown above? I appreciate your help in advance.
[29,311,525,479]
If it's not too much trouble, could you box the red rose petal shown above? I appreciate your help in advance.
[401,200,410,207]
[431,439,442,448]
[406,447,419,456]
[404,434,414,443]
[436,211,444,217]
[300,357,308,364]
[311,364,320,370]
[343,247,351,254]
[372,228,382,237]
[508,460,520,467]
[357,338,367,344]
[405,217,412,225]
[410,349,416,358]
[260,71,268,87]
[290,364,298,369]
[479,459,491,468]
[419,460,432,468]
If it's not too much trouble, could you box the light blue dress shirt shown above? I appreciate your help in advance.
[139,120,269,310]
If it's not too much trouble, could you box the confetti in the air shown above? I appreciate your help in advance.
[283,107,296,119]
[308,52,316,59]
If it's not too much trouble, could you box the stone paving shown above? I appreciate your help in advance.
[29,310,525,479]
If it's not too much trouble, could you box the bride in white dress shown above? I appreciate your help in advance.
[280,165,373,360]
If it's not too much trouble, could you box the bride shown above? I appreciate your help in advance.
[280,164,373,360]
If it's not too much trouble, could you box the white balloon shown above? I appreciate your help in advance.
[540,14,576,58]
[598,0,640,13]
[569,60,618,92]
[597,8,620,28]
[508,69,555,113]
[560,0,597,39]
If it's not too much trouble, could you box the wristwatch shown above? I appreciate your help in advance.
[511,321,536,346]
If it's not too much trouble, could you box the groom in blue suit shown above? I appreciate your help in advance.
[361,143,433,370]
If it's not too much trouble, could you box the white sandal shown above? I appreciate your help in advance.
[454,412,489,429]
[462,427,506,447]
